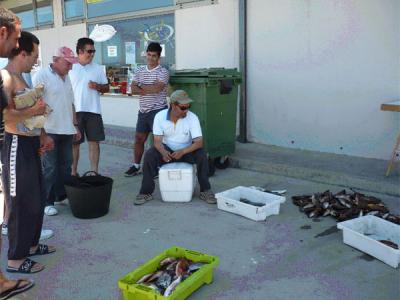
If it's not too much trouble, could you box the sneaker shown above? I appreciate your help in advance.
[134,194,153,205]
[39,229,54,240]
[44,205,58,216]
[125,165,141,177]
[2,223,8,236]
[199,190,217,204]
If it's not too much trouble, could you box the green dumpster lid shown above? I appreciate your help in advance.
[170,68,241,78]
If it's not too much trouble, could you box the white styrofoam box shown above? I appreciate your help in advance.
[159,162,196,202]
[337,215,400,268]
[215,186,286,221]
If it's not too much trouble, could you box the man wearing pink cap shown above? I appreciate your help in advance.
[32,47,81,217]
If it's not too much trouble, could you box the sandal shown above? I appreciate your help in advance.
[0,279,34,300]
[28,244,56,256]
[6,258,44,274]
[134,194,153,205]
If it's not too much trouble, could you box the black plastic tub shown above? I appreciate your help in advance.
[64,172,113,219]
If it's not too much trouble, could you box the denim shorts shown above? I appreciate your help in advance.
[136,107,167,134]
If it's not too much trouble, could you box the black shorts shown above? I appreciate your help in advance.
[136,107,167,134]
[75,112,105,144]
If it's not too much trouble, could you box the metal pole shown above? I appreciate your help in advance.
[238,0,247,143]
[33,0,39,30]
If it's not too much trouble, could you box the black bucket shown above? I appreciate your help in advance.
[64,171,113,219]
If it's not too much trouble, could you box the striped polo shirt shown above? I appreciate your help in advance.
[133,65,169,113]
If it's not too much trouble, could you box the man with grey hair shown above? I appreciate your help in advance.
[0,6,35,299]
[33,46,81,217]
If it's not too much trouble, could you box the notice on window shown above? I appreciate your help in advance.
[107,45,117,57]
[160,44,166,57]
[125,42,136,65]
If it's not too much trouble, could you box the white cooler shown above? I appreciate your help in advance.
[159,162,196,202]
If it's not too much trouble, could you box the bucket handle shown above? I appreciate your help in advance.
[82,171,100,177]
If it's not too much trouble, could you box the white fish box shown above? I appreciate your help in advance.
[215,186,286,221]
[337,215,400,268]
[159,162,196,202]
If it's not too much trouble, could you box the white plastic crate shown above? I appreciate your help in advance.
[159,162,196,202]
[337,215,400,268]
[215,186,286,221]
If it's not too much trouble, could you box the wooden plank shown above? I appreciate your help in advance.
[381,100,400,112]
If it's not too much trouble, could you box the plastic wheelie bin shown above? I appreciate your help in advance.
[169,68,241,175]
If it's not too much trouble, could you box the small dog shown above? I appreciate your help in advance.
[14,84,52,130]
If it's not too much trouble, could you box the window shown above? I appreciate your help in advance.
[87,0,174,18]
[63,0,214,23]
[63,0,85,20]
[2,0,53,29]
[2,0,35,29]
[36,0,53,25]
[88,13,175,94]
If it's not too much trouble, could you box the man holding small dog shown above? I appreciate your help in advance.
[2,31,55,275]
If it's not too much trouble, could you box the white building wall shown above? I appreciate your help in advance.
[25,0,399,160]
[175,0,239,69]
[101,96,139,127]
[247,0,400,159]
[32,23,87,67]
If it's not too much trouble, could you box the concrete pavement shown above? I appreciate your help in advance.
[1,141,399,300]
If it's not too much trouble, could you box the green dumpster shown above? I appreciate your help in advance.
[169,68,241,175]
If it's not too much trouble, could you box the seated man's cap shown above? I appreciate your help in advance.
[170,90,193,105]
[54,46,78,64]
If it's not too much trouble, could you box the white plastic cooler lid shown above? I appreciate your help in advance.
[160,162,194,173]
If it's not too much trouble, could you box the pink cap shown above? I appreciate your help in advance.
[54,46,78,64]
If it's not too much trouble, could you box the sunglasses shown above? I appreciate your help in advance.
[85,49,96,54]
[177,104,191,111]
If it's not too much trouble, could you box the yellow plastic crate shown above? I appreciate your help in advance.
[118,246,220,300]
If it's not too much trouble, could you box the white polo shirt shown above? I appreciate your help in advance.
[69,62,107,114]
[153,109,202,151]
[32,65,76,135]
